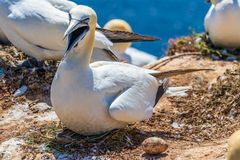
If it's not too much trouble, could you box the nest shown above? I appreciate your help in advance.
[167,33,240,61]
[0,45,58,110]
[168,69,240,141]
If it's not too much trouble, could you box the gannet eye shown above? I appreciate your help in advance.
[81,17,90,24]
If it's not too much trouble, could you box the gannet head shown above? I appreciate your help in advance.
[104,19,132,54]
[64,5,97,55]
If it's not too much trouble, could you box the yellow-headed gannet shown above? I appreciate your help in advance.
[103,19,158,66]
[205,0,240,48]
[51,5,168,135]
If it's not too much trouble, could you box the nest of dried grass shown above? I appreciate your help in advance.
[168,68,240,141]
[167,33,240,61]
[0,45,58,110]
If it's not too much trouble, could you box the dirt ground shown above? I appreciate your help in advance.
[0,44,240,159]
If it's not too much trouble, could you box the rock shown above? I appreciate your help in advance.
[142,137,168,155]
[227,130,240,160]
[195,37,202,45]
[171,122,184,129]
[166,86,191,97]
[0,138,25,160]
[35,153,55,160]
[30,103,51,113]
[13,85,28,97]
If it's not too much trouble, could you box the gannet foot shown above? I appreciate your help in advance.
[18,58,44,69]
[55,129,119,143]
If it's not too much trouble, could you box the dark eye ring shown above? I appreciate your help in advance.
[82,18,90,23]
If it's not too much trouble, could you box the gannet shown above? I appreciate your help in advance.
[205,0,240,48]
[51,5,168,135]
[101,19,158,66]
[0,0,117,61]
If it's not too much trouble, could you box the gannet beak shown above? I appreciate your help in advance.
[63,20,78,40]
[64,19,89,56]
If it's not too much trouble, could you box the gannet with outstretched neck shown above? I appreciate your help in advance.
[205,0,240,48]
[103,19,158,66]
[51,6,167,135]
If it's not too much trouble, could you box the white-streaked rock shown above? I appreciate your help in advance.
[0,138,25,160]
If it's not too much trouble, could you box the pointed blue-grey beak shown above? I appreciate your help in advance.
[63,19,89,56]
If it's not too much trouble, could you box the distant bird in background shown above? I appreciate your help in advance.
[0,0,116,61]
[205,0,240,48]
[104,19,133,54]
[104,19,158,66]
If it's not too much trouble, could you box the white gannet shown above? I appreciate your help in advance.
[102,19,158,66]
[51,5,168,135]
[205,0,240,48]
[0,0,118,61]
[0,0,74,45]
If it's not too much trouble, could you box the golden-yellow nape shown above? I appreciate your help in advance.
[104,19,132,32]
[210,0,222,6]
[104,19,132,54]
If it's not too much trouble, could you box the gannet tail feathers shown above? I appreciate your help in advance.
[149,68,214,79]
[155,78,169,104]
[96,28,160,43]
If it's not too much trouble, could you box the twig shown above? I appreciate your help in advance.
[150,68,214,79]
[144,52,203,70]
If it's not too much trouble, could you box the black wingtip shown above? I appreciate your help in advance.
[155,78,169,105]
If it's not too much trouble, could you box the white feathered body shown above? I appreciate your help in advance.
[0,0,112,60]
[51,60,159,135]
[205,0,240,48]
[124,47,157,66]
[91,47,157,66]
[0,0,69,59]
